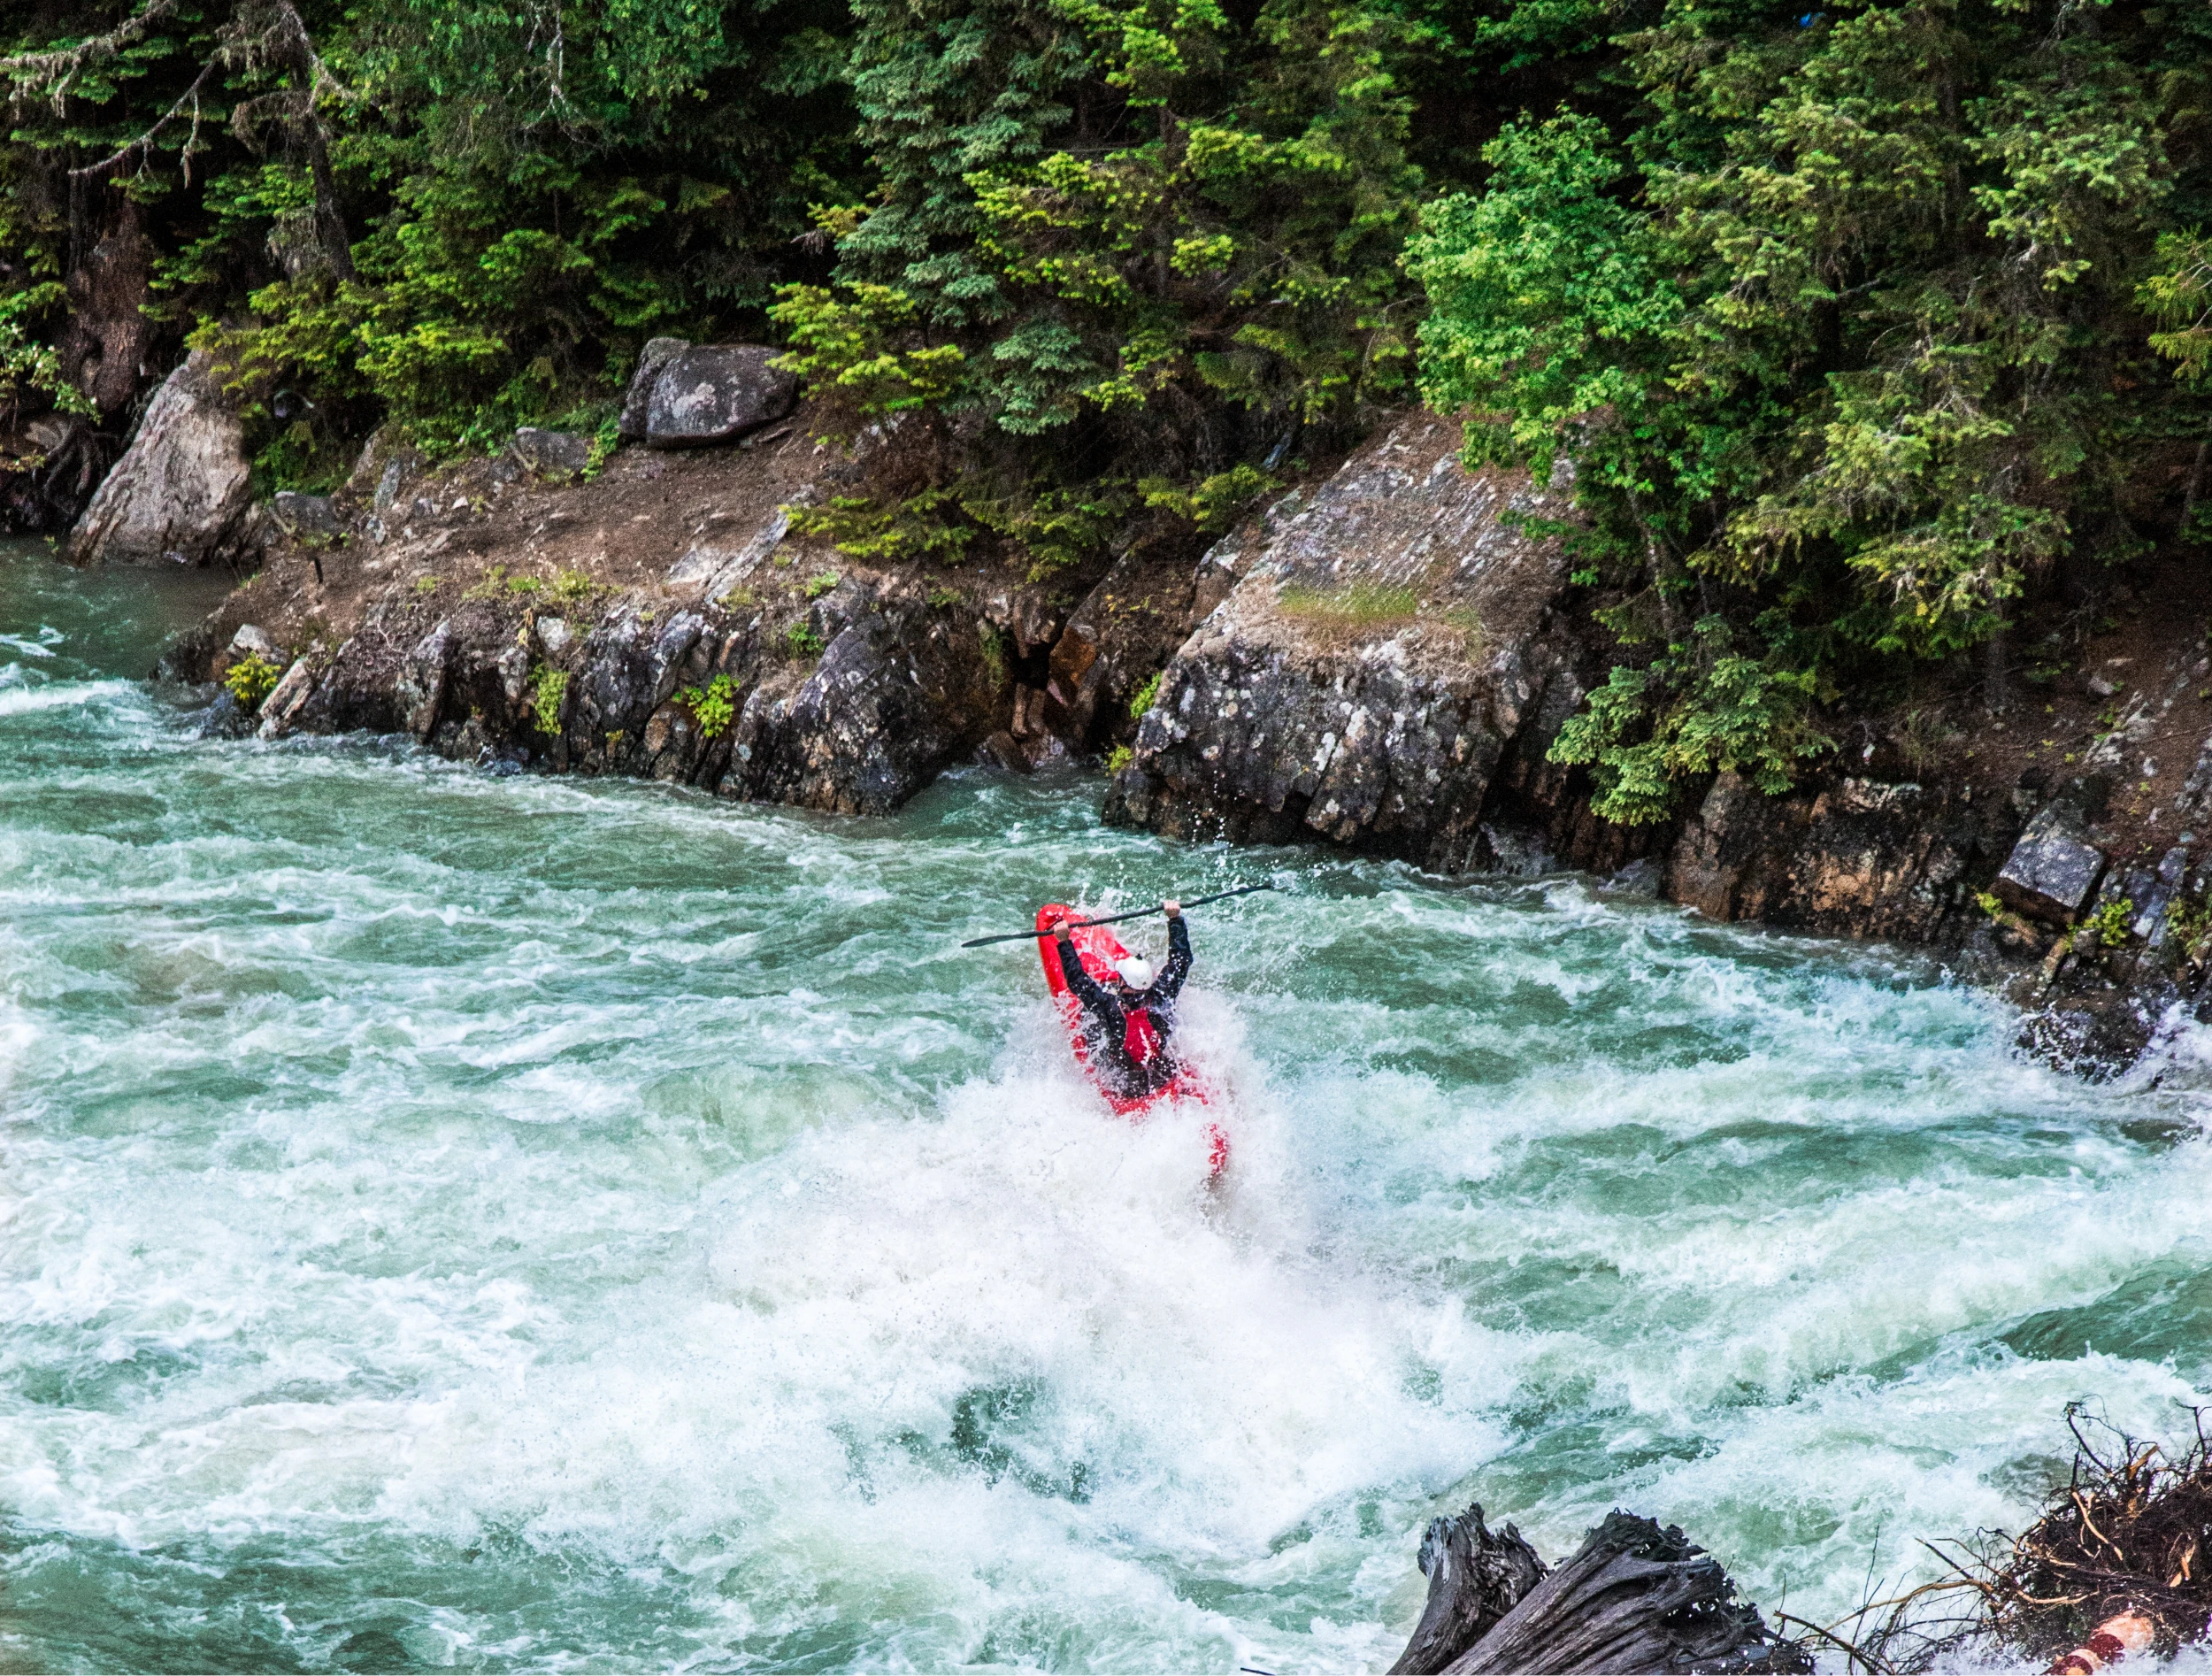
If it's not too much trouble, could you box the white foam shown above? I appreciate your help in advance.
[0,677,133,718]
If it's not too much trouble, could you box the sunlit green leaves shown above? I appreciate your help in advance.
[1549,621,1832,824]
[2144,231,2212,386]
[1408,113,1682,490]
[1414,0,2208,819]
[764,0,1422,571]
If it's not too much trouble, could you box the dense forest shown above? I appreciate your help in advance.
[4,0,2208,816]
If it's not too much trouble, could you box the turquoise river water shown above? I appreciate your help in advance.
[6,541,2212,1672]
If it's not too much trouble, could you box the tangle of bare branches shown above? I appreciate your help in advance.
[1830,1406,2212,1673]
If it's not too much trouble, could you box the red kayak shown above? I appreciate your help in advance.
[1037,903,1227,1175]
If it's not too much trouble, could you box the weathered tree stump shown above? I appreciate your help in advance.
[1390,1509,1810,1676]
[1389,1503,1548,1675]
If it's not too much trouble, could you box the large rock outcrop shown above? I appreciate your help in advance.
[204,433,1011,815]
[1103,415,1594,871]
[65,351,256,567]
[1663,771,2009,945]
[720,582,1002,811]
[249,575,1002,816]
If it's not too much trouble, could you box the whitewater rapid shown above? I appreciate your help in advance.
[4,542,2211,1672]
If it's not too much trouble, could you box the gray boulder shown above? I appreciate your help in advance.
[982,584,1066,660]
[194,688,252,738]
[340,429,423,515]
[1993,806,2108,924]
[271,490,342,544]
[509,427,594,481]
[65,351,255,566]
[256,657,315,739]
[227,623,280,664]
[395,621,453,742]
[555,608,711,767]
[618,337,688,442]
[723,599,997,814]
[641,345,798,450]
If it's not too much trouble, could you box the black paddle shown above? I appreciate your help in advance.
[960,882,1276,948]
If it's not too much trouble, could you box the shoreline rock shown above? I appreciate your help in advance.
[65,351,258,568]
[153,415,1041,818]
[1103,414,1595,870]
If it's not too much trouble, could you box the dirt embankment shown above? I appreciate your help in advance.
[165,417,1202,812]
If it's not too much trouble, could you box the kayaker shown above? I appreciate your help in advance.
[1051,901,1192,1098]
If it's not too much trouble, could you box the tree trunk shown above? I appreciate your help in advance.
[58,193,159,416]
[301,114,355,281]
[1387,1504,1548,1675]
[1985,625,2008,716]
[1409,1511,1809,1676]
[1380,1512,1814,1676]
[2183,438,2207,540]
[280,6,355,281]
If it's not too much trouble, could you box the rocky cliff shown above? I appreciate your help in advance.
[1101,415,1628,871]
[165,427,1008,814]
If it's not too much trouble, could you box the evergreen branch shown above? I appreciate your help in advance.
[0,0,184,112]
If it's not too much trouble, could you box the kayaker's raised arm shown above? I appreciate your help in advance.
[1054,919,1125,1031]
[1156,902,1192,1000]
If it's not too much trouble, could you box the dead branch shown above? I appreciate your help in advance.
[67,52,221,182]
[1388,1503,1547,1675]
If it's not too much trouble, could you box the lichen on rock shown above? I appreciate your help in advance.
[66,352,257,568]
[1104,413,1587,871]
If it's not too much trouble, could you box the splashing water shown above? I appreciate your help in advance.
[4,541,2210,1672]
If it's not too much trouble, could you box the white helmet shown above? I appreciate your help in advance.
[1114,955,1155,989]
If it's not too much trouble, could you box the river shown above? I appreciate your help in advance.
[4,540,2211,1672]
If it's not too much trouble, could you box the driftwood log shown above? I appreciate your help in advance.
[1389,1504,1548,1675]
[1392,1507,1811,1675]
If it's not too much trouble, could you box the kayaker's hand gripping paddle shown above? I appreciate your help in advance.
[960,882,1275,948]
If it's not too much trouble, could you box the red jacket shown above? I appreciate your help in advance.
[1056,916,1193,1096]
